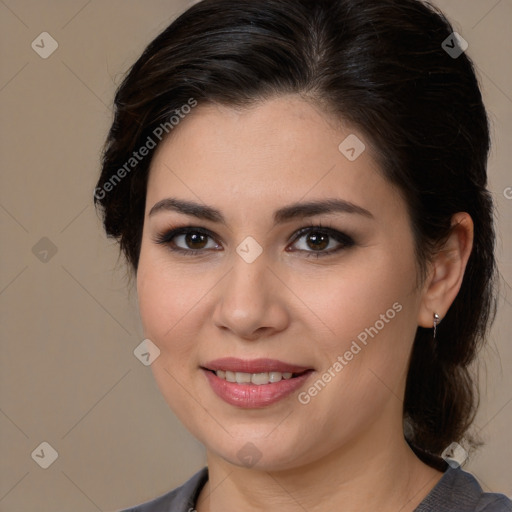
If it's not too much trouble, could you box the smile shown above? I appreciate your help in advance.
[214,370,301,385]
[202,358,314,408]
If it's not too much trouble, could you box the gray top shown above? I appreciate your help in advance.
[119,466,512,511]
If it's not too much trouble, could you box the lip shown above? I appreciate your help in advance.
[201,358,314,408]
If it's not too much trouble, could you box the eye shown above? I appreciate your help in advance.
[153,224,354,258]
[153,227,221,255]
[288,225,354,258]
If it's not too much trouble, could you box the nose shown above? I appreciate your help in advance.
[211,252,290,341]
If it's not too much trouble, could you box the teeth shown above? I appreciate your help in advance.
[214,370,295,385]
[269,372,282,383]
[251,373,269,385]
[236,372,252,384]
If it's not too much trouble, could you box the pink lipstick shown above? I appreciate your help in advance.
[202,358,314,408]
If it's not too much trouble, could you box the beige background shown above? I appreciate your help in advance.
[0,1,511,511]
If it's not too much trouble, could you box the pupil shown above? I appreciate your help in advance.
[186,232,207,249]
[307,233,328,251]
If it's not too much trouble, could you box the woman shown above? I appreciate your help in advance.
[94,0,512,510]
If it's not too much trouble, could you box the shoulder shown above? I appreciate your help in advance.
[415,466,512,512]
[117,467,208,512]
[477,491,512,512]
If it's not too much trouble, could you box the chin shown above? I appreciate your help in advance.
[199,427,319,472]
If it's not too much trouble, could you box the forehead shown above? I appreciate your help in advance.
[146,96,402,221]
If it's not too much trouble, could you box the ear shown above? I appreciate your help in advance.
[417,212,474,328]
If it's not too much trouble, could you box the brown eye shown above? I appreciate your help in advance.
[154,225,354,258]
[304,232,329,251]
[289,227,354,258]
[154,227,221,254]
[183,232,209,250]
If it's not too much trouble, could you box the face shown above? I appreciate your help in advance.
[137,96,426,471]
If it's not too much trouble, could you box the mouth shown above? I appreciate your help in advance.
[201,358,314,408]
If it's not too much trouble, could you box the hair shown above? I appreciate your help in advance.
[95,0,497,470]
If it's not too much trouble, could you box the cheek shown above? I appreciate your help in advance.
[300,256,415,350]
[136,252,207,420]
[136,250,203,355]
[296,248,420,412]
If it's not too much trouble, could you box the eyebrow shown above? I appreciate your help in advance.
[148,197,373,224]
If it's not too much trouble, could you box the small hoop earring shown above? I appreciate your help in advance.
[433,313,440,339]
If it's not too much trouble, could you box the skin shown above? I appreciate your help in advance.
[136,95,473,512]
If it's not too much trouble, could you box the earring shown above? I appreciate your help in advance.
[433,313,440,339]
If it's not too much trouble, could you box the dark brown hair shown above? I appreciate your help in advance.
[95,0,497,469]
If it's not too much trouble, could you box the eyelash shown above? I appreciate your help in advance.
[152,222,355,259]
